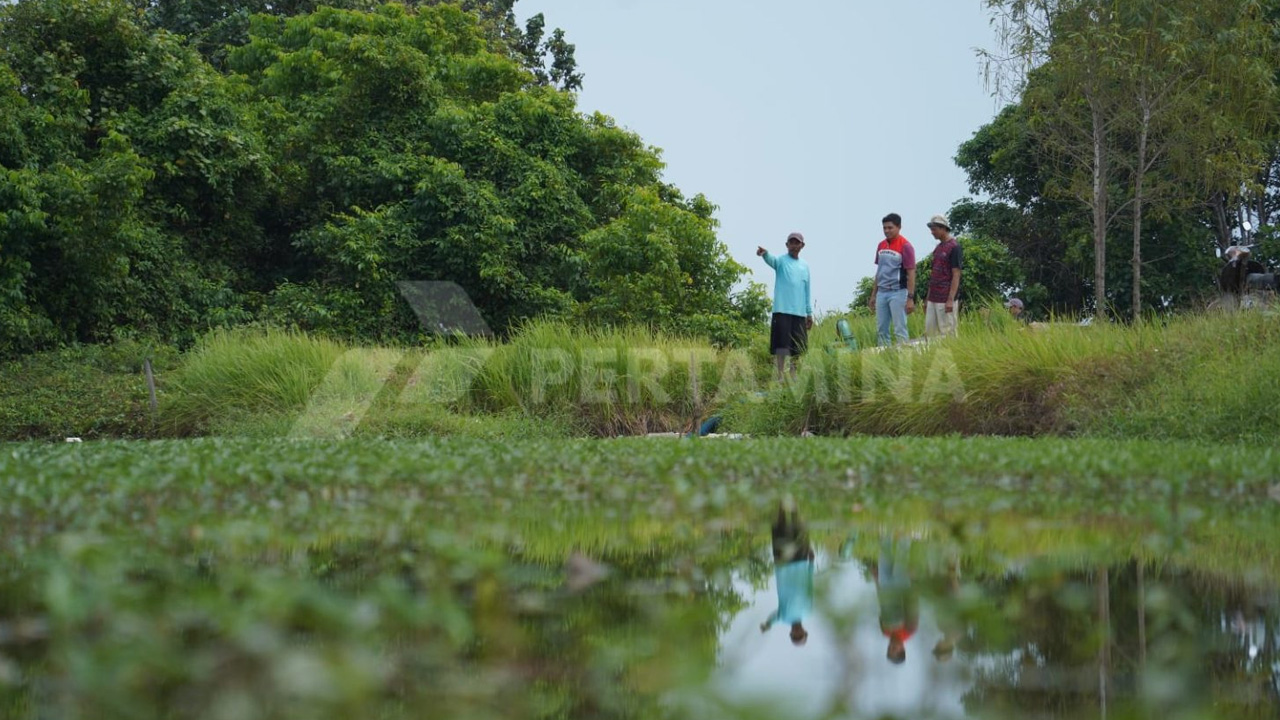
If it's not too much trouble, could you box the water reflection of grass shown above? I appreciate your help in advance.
[1,436,1277,718]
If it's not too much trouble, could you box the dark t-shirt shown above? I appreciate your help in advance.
[927,239,963,303]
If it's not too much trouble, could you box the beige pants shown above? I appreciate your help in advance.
[924,300,959,337]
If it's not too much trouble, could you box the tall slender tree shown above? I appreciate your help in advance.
[983,0,1277,316]
[1022,3,1131,316]
[1114,0,1274,318]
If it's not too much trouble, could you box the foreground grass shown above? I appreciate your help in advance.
[4,435,1278,569]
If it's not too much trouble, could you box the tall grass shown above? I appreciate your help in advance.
[1080,309,1280,441]
[160,323,736,438]
[726,309,1280,440]
[465,321,750,435]
[158,310,1280,440]
[161,328,348,435]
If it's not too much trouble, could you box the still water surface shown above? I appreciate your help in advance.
[667,508,1279,719]
[3,503,1276,720]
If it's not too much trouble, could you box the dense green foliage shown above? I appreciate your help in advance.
[129,0,583,89]
[0,0,765,358]
[0,0,268,353]
[953,104,1224,316]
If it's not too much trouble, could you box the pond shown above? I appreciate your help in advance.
[1,437,1277,719]
[683,505,1279,720]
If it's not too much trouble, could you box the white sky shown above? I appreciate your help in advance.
[516,0,1004,314]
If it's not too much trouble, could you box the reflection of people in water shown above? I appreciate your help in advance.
[760,498,815,646]
[931,556,964,662]
[874,535,919,664]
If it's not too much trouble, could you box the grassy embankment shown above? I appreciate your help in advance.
[4,309,1280,441]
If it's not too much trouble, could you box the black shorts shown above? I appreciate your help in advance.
[770,313,808,355]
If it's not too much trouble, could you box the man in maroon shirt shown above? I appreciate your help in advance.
[923,214,963,338]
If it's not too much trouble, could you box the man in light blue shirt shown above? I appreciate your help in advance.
[756,232,814,382]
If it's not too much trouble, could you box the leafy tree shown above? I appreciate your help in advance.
[979,1,1127,315]
[953,107,1094,313]
[0,0,266,352]
[229,4,753,340]
[1022,4,1130,317]
[132,0,583,90]
[977,0,1279,317]
[578,187,767,344]
[0,62,57,356]
[0,0,760,356]
[422,0,582,91]
[1105,0,1274,318]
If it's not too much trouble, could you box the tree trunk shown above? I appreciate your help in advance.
[1266,153,1280,228]
[1092,103,1108,317]
[1212,193,1232,252]
[1133,106,1148,321]
[1098,566,1111,720]
[1257,164,1269,230]
[1137,563,1146,670]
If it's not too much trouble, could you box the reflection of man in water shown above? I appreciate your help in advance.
[874,535,919,664]
[760,498,815,646]
[931,556,964,662]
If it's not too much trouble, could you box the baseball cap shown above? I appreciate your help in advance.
[1005,297,1024,309]
[926,214,950,230]
[786,232,805,243]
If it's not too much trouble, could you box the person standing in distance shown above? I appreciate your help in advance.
[757,232,814,382]
[923,214,963,338]
[1005,297,1029,322]
[868,214,916,346]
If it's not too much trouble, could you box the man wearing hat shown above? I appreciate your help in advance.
[924,214,963,338]
[1005,297,1028,321]
[757,232,813,381]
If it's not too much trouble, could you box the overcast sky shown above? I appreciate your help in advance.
[515,0,1004,314]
